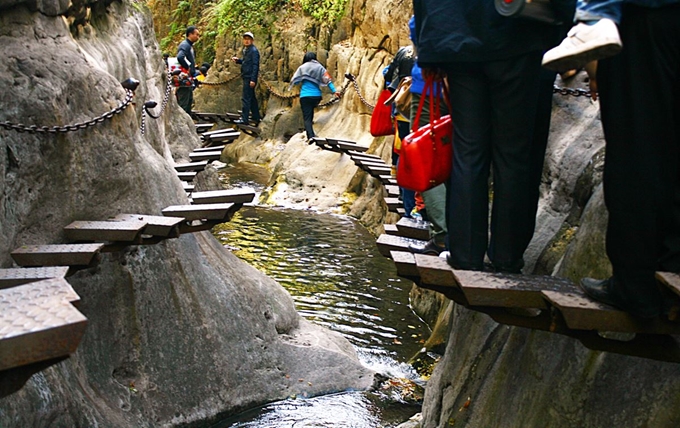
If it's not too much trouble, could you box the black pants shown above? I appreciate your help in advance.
[443,51,543,272]
[598,3,680,316]
[176,86,193,114]
[241,80,261,123]
[300,96,321,138]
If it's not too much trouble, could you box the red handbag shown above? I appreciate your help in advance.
[397,78,453,192]
[370,89,395,137]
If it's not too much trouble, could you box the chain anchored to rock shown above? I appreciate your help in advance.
[140,72,175,135]
[0,78,139,134]
[344,73,375,110]
[553,85,592,97]
[197,73,242,86]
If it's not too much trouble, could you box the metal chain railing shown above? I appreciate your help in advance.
[260,79,300,100]
[1,78,139,134]
[196,73,241,86]
[344,73,375,110]
[140,71,174,134]
[553,85,592,97]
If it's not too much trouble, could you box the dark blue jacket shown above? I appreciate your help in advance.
[413,0,575,65]
[236,45,260,82]
[177,38,196,75]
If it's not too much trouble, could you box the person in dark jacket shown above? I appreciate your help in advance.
[176,26,200,114]
[413,0,574,273]
[231,31,261,126]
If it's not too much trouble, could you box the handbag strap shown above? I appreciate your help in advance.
[411,77,432,133]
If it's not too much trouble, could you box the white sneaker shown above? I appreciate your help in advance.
[542,18,622,72]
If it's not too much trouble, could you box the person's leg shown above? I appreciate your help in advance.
[249,85,261,123]
[241,80,251,123]
[443,63,492,271]
[575,0,622,24]
[397,119,416,217]
[176,87,192,114]
[592,3,680,318]
[300,97,320,138]
[486,51,543,273]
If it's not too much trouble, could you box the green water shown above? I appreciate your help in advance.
[210,163,429,427]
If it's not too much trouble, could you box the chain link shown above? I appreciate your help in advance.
[260,79,300,100]
[197,73,241,86]
[344,73,375,110]
[553,85,592,97]
[140,71,175,134]
[1,87,135,134]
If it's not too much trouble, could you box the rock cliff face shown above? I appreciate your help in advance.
[0,1,373,426]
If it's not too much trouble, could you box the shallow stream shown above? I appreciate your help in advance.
[209,163,431,427]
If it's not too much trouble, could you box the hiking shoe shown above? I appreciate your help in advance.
[542,19,622,72]
[409,239,446,256]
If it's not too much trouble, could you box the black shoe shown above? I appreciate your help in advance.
[409,239,446,256]
[580,277,659,319]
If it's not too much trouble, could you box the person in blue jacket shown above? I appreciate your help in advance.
[231,31,261,126]
[413,0,575,273]
[176,26,200,114]
[289,52,340,139]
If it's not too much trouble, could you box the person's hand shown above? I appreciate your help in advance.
[249,81,256,88]
[584,60,598,101]
[231,56,239,63]
[334,91,341,98]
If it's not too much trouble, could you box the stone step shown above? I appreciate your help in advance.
[63,220,148,243]
[109,214,185,238]
[190,188,256,205]
[376,234,428,258]
[176,171,197,182]
[0,278,87,372]
[189,151,222,162]
[11,244,105,267]
[542,289,680,334]
[162,203,238,222]
[174,161,208,172]
[396,217,430,241]
[0,267,70,290]
[385,197,402,212]
[193,145,225,153]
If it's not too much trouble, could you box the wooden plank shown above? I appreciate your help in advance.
[542,289,680,334]
[367,165,393,175]
[176,171,197,182]
[391,251,419,277]
[454,270,579,309]
[182,182,194,193]
[202,133,239,143]
[326,138,369,152]
[347,150,381,159]
[195,123,214,133]
[64,220,147,243]
[11,244,104,267]
[384,224,399,236]
[0,267,70,290]
[189,151,222,162]
[202,129,239,138]
[162,203,237,222]
[190,188,256,205]
[385,197,402,212]
[376,234,427,258]
[357,158,389,167]
[174,161,208,172]
[0,279,87,371]
[396,217,430,241]
[110,214,184,238]
[656,272,680,298]
[379,175,398,185]
[193,145,226,153]
[415,254,459,288]
[385,185,400,197]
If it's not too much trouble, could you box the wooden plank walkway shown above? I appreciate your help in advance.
[190,188,256,205]
[64,220,147,243]
[195,123,214,133]
[385,197,402,213]
[174,161,208,172]
[162,203,238,222]
[110,214,184,238]
[193,145,226,153]
[0,267,70,289]
[11,244,105,267]
[0,278,87,372]
[376,234,428,258]
[395,217,430,241]
[176,171,197,182]
[189,151,222,162]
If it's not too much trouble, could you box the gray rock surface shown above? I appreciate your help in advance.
[0,2,373,426]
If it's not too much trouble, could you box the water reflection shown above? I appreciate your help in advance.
[211,163,428,427]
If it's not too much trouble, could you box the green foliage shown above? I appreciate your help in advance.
[299,0,348,22]
[202,0,284,37]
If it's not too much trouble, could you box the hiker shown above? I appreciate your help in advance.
[579,1,680,318]
[176,26,200,114]
[231,31,261,126]
[289,52,340,139]
[413,0,575,273]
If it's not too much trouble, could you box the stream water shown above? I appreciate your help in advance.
[208,162,431,427]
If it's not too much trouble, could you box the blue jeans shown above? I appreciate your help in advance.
[241,80,261,123]
[575,0,622,24]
